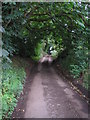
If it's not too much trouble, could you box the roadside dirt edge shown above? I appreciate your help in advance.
[11,62,38,118]
[53,64,90,104]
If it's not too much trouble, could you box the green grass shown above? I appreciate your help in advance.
[83,70,90,90]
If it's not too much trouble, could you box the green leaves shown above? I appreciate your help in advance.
[77,20,85,28]
[70,65,82,78]
[2,2,89,58]
[2,49,9,58]
[2,1,89,95]
[2,61,26,118]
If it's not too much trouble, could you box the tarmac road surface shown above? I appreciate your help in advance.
[24,64,88,118]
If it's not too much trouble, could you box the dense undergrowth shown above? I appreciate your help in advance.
[2,57,27,118]
[58,41,89,89]
[57,60,89,90]
[1,2,89,119]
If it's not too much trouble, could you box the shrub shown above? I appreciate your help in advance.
[2,63,26,118]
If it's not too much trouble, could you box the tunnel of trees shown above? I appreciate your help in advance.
[1,2,89,118]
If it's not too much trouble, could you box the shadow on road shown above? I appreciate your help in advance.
[12,62,88,118]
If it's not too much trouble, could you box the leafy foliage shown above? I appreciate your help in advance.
[2,3,89,119]
[3,3,88,55]
[32,42,43,61]
[2,2,89,85]
[2,59,26,118]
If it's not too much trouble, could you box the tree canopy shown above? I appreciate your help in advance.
[1,2,90,118]
[2,2,89,86]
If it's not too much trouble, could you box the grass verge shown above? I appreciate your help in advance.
[2,57,31,118]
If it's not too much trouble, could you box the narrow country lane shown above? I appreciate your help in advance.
[3,3,89,119]
[24,64,88,118]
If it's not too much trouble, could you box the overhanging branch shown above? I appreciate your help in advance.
[78,14,89,27]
